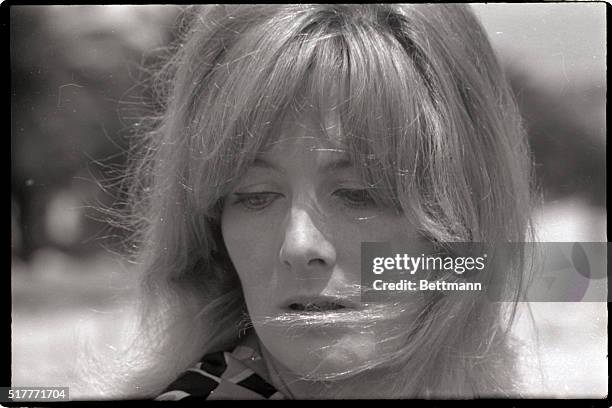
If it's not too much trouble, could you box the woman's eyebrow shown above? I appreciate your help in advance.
[319,157,353,173]
[250,157,284,173]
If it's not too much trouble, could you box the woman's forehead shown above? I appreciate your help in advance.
[271,104,345,148]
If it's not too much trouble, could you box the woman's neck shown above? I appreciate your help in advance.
[259,344,327,398]
[258,343,394,399]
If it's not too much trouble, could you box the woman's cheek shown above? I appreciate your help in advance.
[224,212,282,289]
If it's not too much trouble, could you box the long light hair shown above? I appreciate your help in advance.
[85,4,534,399]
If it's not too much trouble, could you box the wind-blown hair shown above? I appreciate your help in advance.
[85,4,533,399]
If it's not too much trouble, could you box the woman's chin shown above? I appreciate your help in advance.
[259,328,379,380]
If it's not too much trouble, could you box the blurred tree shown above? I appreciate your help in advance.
[506,65,606,209]
[11,5,180,262]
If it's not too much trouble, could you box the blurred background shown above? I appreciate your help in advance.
[10,4,606,399]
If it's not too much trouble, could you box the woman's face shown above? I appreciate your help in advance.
[221,109,421,378]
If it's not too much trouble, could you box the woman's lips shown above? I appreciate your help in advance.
[281,295,360,312]
[289,301,346,312]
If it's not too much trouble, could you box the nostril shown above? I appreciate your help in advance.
[306,258,326,267]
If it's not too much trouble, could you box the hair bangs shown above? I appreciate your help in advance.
[191,8,436,222]
[302,20,433,215]
[189,18,326,216]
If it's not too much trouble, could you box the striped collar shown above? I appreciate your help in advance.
[155,332,285,400]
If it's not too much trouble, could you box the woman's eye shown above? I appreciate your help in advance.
[231,192,282,210]
[333,188,377,209]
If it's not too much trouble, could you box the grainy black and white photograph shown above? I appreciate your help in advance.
[10,3,607,401]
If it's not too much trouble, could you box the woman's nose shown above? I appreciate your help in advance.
[279,207,337,272]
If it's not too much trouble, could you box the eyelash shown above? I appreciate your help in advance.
[333,188,378,209]
[230,188,378,211]
[231,192,282,210]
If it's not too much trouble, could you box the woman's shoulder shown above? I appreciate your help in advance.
[155,332,284,400]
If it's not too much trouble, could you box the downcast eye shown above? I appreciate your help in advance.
[333,188,377,209]
[232,192,282,210]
